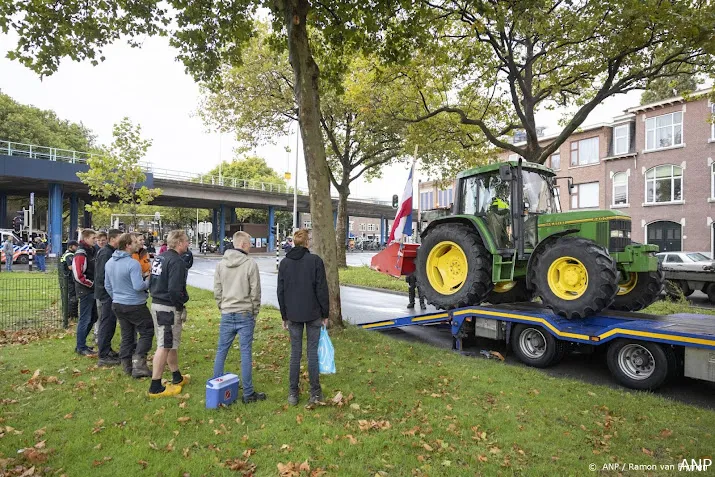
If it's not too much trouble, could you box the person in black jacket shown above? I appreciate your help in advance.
[73,229,99,356]
[95,229,122,366]
[277,229,329,406]
[148,230,190,398]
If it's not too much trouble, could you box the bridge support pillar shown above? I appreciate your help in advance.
[48,183,63,256]
[0,192,6,229]
[212,208,219,243]
[69,193,78,242]
[230,208,237,225]
[380,215,386,245]
[346,214,351,246]
[219,204,226,254]
[268,206,275,251]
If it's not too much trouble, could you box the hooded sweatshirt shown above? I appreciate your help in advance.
[213,249,261,316]
[277,246,329,323]
[104,250,150,306]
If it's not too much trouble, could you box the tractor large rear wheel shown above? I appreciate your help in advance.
[531,237,618,319]
[610,269,664,312]
[416,223,492,309]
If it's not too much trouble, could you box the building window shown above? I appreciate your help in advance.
[367,224,376,232]
[613,124,630,155]
[571,182,599,209]
[711,163,715,199]
[437,188,453,207]
[349,221,354,231]
[359,223,366,231]
[645,111,683,150]
[612,172,628,205]
[711,103,715,140]
[303,220,312,229]
[645,165,683,203]
[508,153,519,161]
[550,153,560,170]
[570,137,599,166]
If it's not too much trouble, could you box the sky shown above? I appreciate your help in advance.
[0,32,645,201]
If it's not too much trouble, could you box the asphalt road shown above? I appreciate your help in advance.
[189,253,714,409]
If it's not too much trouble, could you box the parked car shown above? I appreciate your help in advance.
[656,252,715,272]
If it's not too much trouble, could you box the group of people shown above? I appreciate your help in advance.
[2,235,48,272]
[69,228,193,397]
[214,228,329,405]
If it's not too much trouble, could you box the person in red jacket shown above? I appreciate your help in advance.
[73,229,99,356]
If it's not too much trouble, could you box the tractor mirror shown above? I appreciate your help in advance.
[499,164,513,181]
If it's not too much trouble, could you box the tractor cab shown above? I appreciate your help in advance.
[456,160,561,256]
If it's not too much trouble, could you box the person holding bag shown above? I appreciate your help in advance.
[277,229,329,406]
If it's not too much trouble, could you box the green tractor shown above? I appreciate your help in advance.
[415,160,663,319]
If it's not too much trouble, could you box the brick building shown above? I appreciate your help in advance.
[418,89,715,254]
[299,213,392,241]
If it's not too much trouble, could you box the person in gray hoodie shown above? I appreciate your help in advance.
[213,231,265,403]
[104,233,154,378]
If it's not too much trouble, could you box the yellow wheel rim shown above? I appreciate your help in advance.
[494,281,517,293]
[547,256,588,301]
[617,272,638,296]
[426,241,468,295]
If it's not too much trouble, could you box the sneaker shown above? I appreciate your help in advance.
[307,393,325,405]
[242,392,267,404]
[287,393,299,406]
[407,303,415,309]
[148,384,182,398]
[97,357,121,366]
[420,303,427,310]
[108,350,119,359]
[173,374,190,387]
[75,348,96,357]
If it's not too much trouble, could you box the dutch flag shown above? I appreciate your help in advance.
[388,162,415,243]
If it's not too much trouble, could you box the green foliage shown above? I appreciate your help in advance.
[640,64,701,104]
[77,118,161,225]
[339,266,409,292]
[0,92,95,150]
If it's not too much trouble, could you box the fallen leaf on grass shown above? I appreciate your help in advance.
[94,444,102,450]
[477,455,488,463]
[242,448,256,458]
[642,447,653,456]
[358,420,391,432]
[296,414,303,424]
[177,417,191,424]
[182,448,190,458]
[489,446,501,454]
[423,444,433,452]
[138,460,149,469]
[33,428,46,438]
[223,458,256,475]
[281,444,292,452]
[21,448,48,464]
[33,441,46,449]
[660,429,673,438]
[344,435,358,445]
[93,456,112,467]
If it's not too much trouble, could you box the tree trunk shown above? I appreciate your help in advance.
[335,187,348,268]
[279,0,343,327]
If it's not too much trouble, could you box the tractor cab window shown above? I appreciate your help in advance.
[477,174,511,214]
[522,170,558,215]
[461,176,479,215]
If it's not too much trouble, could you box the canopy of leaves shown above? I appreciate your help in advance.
[0,92,96,150]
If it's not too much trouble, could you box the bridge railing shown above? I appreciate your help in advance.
[1,139,392,206]
[0,140,100,164]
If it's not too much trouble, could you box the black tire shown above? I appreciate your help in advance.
[531,237,618,319]
[706,283,715,304]
[550,340,569,366]
[415,223,492,310]
[511,324,559,368]
[606,339,673,390]
[485,279,533,305]
[610,270,665,312]
[17,254,28,264]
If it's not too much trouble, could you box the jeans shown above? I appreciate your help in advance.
[76,291,98,352]
[4,255,11,271]
[113,303,155,360]
[97,298,117,358]
[36,254,46,272]
[288,318,322,397]
[213,313,255,397]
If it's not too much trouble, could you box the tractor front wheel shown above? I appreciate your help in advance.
[416,223,492,309]
[610,269,664,312]
[531,237,618,319]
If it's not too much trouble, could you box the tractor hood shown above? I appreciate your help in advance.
[537,209,630,228]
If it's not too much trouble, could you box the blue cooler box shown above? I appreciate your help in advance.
[206,374,240,409]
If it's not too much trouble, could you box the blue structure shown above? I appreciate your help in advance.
[0,192,6,229]
[268,206,276,251]
[380,215,386,245]
[48,183,63,255]
[69,193,79,241]
[218,204,226,253]
[212,208,219,243]
[83,209,92,228]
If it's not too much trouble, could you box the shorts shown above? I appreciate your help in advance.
[150,303,187,350]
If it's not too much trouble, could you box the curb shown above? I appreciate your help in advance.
[339,283,409,296]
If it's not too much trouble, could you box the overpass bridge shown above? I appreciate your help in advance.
[0,140,414,252]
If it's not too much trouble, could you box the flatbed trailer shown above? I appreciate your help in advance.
[360,303,715,391]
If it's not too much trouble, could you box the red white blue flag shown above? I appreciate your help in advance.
[388,162,415,243]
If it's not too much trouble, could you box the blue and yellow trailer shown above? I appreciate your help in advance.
[360,303,715,391]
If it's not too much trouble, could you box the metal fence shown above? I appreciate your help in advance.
[0,263,66,331]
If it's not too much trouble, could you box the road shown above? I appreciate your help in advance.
[190,253,714,409]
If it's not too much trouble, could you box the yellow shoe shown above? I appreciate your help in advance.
[173,374,190,387]
[148,384,182,398]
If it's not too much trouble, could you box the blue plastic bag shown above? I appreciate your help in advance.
[318,326,336,374]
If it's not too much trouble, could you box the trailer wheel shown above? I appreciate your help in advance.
[511,324,559,368]
[706,283,715,304]
[606,339,673,390]
[416,223,492,309]
[486,279,533,305]
[610,270,665,312]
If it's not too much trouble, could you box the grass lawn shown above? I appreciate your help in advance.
[0,271,62,330]
[1,287,715,476]
[339,266,408,293]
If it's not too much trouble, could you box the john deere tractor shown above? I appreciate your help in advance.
[415,160,663,319]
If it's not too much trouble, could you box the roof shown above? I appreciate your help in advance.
[509,122,611,148]
[626,88,713,114]
[457,160,555,179]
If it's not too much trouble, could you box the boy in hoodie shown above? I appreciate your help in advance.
[277,229,329,406]
[95,229,121,366]
[213,231,266,404]
[105,233,155,378]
